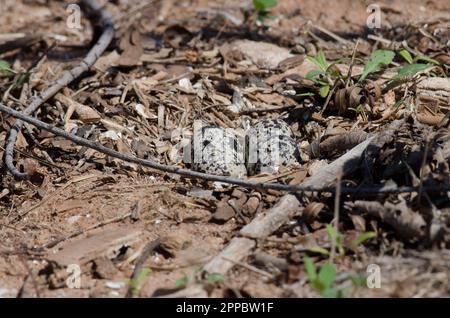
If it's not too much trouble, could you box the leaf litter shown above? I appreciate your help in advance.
[0,0,449,298]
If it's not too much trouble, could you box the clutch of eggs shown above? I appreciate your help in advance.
[186,119,301,177]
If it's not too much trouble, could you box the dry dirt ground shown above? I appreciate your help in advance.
[0,0,449,298]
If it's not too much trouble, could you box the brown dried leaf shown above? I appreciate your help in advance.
[303,202,326,222]
[118,29,143,67]
[333,86,366,114]
[55,94,101,123]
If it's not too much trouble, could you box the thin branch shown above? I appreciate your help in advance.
[4,0,114,179]
[309,22,351,46]
[42,212,132,250]
[1,103,449,194]
[345,39,359,88]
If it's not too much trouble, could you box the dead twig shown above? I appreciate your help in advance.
[17,267,39,298]
[41,212,132,250]
[309,22,351,46]
[345,39,360,88]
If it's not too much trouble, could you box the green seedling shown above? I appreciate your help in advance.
[395,49,440,79]
[252,0,278,21]
[13,71,31,89]
[305,51,343,98]
[350,231,377,247]
[398,49,440,65]
[206,273,225,284]
[304,224,376,298]
[398,49,414,64]
[307,50,330,73]
[359,49,395,82]
[128,267,151,297]
[174,272,189,288]
[304,256,370,298]
[396,63,432,78]
[326,224,345,256]
[304,256,345,298]
[348,104,364,114]
[308,224,376,258]
[0,60,14,78]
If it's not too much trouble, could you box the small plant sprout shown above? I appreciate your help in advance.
[304,222,377,297]
[395,49,439,79]
[305,51,343,98]
[359,49,395,82]
[206,273,225,284]
[174,272,189,288]
[128,267,151,297]
[252,0,278,21]
[304,256,344,298]
[308,223,377,258]
[0,60,14,78]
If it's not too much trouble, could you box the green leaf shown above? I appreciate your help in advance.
[306,69,325,81]
[397,63,431,78]
[253,0,278,12]
[351,231,377,246]
[349,275,367,286]
[318,264,336,290]
[319,85,330,98]
[174,273,188,288]
[413,55,440,65]
[349,104,364,114]
[323,288,339,298]
[325,224,338,242]
[296,92,315,97]
[307,50,329,72]
[308,246,330,255]
[303,256,317,282]
[398,49,413,64]
[207,273,225,284]
[325,60,344,78]
[316,51,329,71]
[129,267,151,297]
[14,72,31,88]
[0,60,13,78]
[135,267,151,283]
[359,50,395,82]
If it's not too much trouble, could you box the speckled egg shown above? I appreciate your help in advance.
[190,126,247,178]
[246,119,301,175]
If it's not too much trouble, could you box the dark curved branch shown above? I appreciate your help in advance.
[4,0,114,179]
[1,103,449,195]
